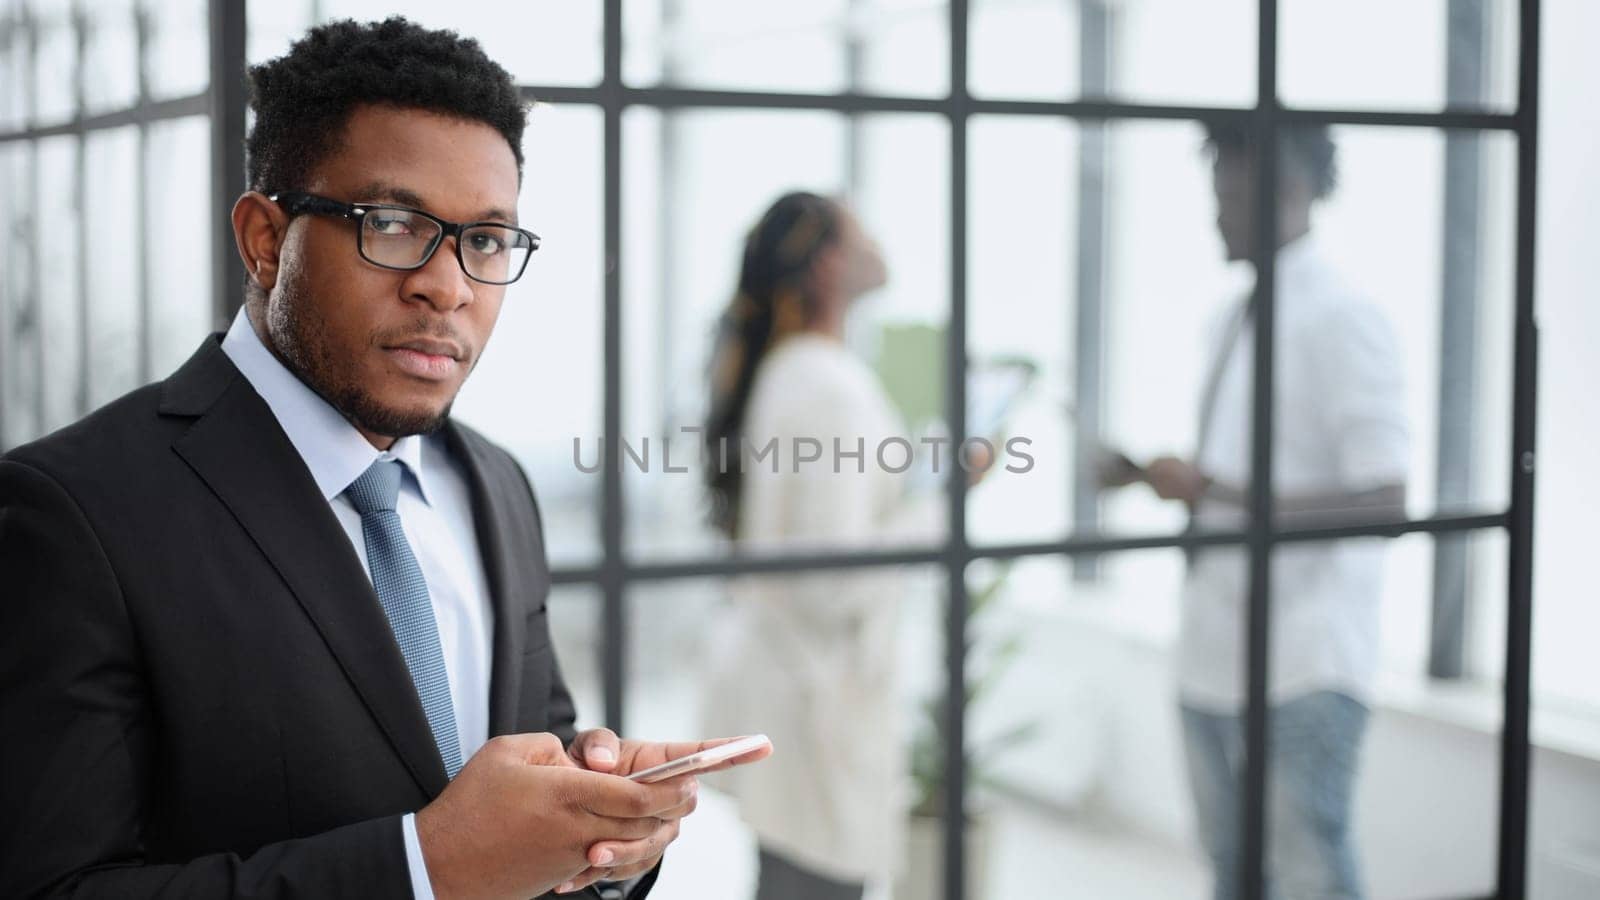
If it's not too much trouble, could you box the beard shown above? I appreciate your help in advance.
[263,274,453,440]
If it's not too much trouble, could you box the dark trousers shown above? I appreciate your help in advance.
[755,847,865,900]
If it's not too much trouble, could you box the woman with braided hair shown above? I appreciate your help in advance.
[698,192,926,900]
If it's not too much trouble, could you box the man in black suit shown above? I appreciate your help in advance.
[0,17,765,900]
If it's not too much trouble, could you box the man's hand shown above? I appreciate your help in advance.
[568,730,775,780]
[413,733,699,900]
[963,439,995,488]
[1095,445,1146,489]
[1144,456,1209,504]
[559,730,775,893]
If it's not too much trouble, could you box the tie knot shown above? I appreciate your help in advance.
[345,459,404,515]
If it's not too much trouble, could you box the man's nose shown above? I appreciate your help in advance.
[403,237,475,311]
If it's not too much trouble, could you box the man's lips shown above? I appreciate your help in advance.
[385,337,465,360]
[382,339,465,380]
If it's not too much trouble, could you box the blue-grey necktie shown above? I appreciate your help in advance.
[344,458,464,778]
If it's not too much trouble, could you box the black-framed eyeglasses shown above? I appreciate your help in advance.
[268,191,541,285]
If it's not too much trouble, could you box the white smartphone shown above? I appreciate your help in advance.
[626,734,772,784]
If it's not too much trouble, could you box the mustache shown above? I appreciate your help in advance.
[374,319,473,358]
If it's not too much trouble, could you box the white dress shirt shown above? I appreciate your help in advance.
[221,309,493,900]
[1179,236,1411,712]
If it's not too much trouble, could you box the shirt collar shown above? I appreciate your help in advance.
[220,309,434,506]
[1276,231,1320,280]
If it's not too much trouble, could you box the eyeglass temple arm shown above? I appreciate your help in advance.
[269,192,360,220]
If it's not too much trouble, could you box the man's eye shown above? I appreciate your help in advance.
[367,213,415,235]
[467,232,506,255]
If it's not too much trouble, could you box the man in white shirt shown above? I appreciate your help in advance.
[1103,124,1408,900]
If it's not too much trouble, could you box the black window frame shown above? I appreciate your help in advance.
[0,2,1540,898]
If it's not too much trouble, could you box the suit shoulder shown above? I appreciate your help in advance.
[449,419,515,467]
[446,420,535,496]
[2,381,178,492]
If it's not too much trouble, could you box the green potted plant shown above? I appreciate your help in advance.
[898,561,1041,900]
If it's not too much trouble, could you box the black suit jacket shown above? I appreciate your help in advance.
[0,336,653,899]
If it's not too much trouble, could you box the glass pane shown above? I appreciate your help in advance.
[970,0,1256,107]
[245,0,313,66]
[144,0,207,100]
[1527,0,1600,879]
[31,0,76,125]
[1252,531,1505,900]
[625,0,948,97]
[967,117,1243,547]
[2,3,33,130]
[969,0,1080,100]
[625,0,844,93]
[37,133,79,432]
[1534,0,1600,721]
[81,0,138,114]
[622,108,949,561]
[977,551,1211,897]
[305,1,602,86]
[84,125,139,408]
[1,140,40,447]
[1257,125,1517,527]
[857,0,949,98]
[545,584,605,735]
[144,115,210,377]
[625,566,945,899]
[1279,0,1519,113]
[451,104,603,569]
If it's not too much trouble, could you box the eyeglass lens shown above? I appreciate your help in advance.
[358,208,533,284]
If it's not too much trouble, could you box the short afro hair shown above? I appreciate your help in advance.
[1204,120,1338,200]
[245,16,527,194]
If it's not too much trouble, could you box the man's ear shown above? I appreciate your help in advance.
[232,191,289,294]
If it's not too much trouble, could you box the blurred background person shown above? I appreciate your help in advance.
[1100,124,1410,900]
[696,191,922,900]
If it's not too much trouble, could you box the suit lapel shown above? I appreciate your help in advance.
[163,337,451,798]
[442,422,528,738]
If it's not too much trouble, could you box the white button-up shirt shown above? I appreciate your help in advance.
[221,309,492,899]
[1179,236,1411,712]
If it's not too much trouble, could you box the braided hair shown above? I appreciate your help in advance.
[703,192,843,537]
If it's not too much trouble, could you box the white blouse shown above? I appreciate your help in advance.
[702,332,937,882]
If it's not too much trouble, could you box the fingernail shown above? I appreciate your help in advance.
[596,848,615,865]
[556,882,574,894]
[589,747,616,764]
